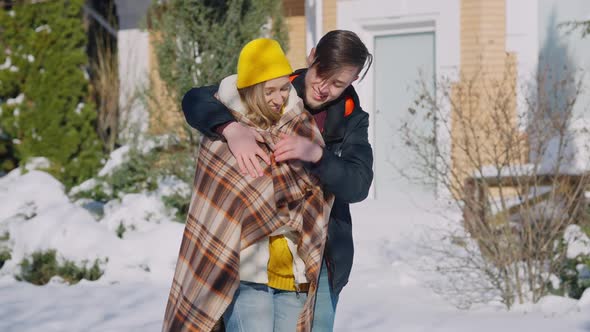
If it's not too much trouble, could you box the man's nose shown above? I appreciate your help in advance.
[317,81,329,95]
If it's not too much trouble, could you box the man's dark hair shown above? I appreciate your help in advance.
[310,30,373,81]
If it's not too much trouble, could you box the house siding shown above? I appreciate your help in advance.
[452,0,521,191]
[284,0,307,70]
[323,0,337,33]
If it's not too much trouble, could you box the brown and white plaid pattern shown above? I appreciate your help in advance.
[162,97,334,332]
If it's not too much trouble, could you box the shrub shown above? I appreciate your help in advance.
[71,146,160,202]
[71,140,194,223]
[0,250,11,270]
[17,249,104,285]
[551,225,590,299]
[149,0,288,146]
[150,0,288,101]
[162,191,191,222]
[403,59,590,308]
[553,254,590,299]
[0,231,10,269]
[116,222,126,239]
[0,0,104,187]
[108,148,160,195]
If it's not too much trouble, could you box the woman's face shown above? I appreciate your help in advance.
[264,76,291,113]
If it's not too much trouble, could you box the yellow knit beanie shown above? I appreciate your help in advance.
[237,38,293,89]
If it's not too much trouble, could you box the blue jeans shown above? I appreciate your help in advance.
[223,281,307,332]
[312,261,339,331]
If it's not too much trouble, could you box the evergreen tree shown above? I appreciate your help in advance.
[150,0,289,104]
[0,0,104,187]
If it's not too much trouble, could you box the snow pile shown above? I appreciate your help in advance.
[335,197,590,331]
[95,136,180,178]
[0,168,184,285]
[0,149,589,331]
[6,93,24,105]
[564,224,590,259]
[97,145,131,177]
[23,157,51,171]
[101,193,171,233]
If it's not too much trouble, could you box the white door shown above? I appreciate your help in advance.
[373,32,436,200]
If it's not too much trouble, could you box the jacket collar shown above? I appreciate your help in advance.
[290,69,347,143]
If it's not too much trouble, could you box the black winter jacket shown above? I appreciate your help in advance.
[181,69,374,295]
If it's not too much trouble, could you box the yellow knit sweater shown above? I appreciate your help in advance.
[267,235,298,291]
[266,104,301,292]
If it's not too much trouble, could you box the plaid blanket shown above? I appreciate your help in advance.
[162,78,334,332]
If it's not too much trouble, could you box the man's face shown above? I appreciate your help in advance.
[303,64,359,110]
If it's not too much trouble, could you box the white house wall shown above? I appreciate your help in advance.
[305,0,324,55]
[506,0,539,131]
[337,0,460,198]
[337,0,461,103]
[506,0,590,127]
[538,0,590,119]
[117,29,150,142]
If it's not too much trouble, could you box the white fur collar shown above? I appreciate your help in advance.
[217,74,300,116]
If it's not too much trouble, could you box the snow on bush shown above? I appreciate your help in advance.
[0,168,184,284]
[564,224,590,259]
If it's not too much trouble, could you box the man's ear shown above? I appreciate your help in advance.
[346,75,359,87]
[306,47,316,67]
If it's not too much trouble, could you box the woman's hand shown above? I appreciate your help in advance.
[273,133,323,163]
[222,122,271,178]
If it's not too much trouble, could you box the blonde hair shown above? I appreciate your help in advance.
[238,82,284,130]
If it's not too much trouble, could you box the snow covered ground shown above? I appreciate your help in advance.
[336,196,590,331]
[0,168,589,332]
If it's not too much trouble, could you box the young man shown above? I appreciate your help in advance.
[182,30,373,331]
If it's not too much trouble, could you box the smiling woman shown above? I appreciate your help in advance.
[163,38,334,332]
[235,38,294,129]
[263,77,291,113]
[237,76,291,130]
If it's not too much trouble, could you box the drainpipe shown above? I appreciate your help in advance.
[83,4,118,38]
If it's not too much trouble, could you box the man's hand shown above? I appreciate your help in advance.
[222,122,271,178]
[273,133,323,163]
